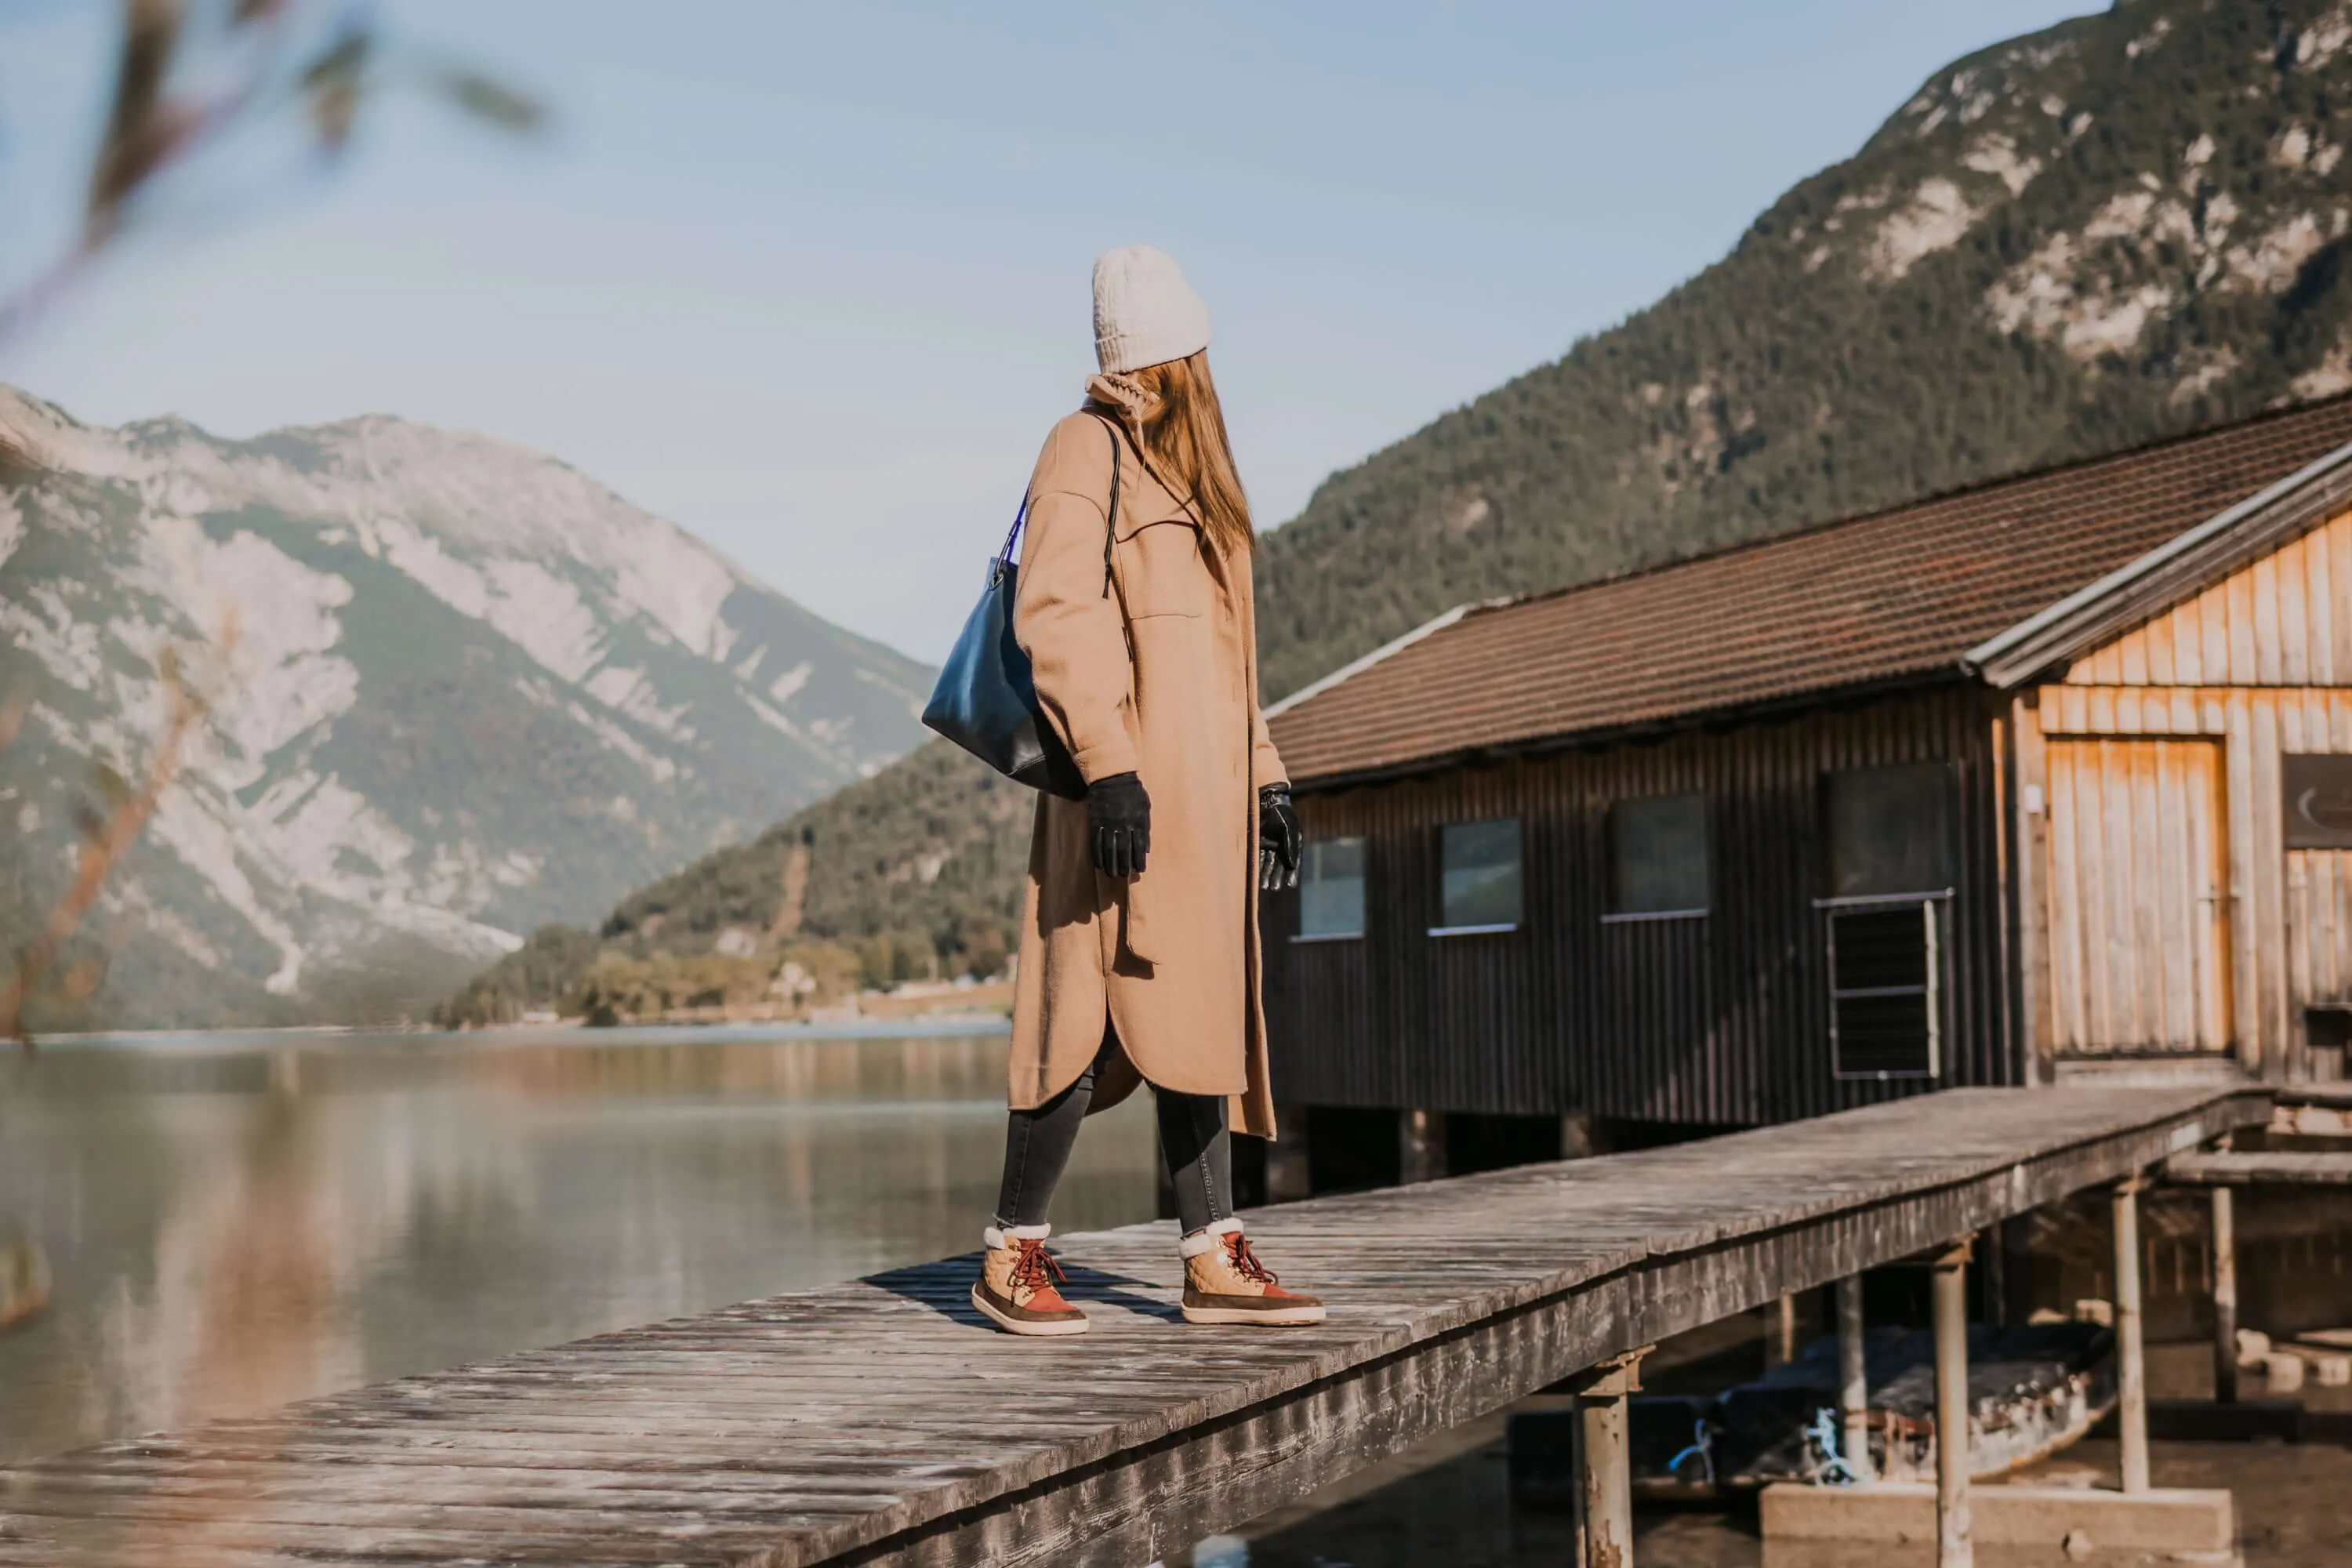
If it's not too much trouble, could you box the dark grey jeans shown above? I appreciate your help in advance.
[994,1033,1232,1237]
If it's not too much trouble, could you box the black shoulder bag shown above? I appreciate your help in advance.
[920,417,1120,800]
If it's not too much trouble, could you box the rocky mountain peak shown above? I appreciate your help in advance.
[0,391,934,1029]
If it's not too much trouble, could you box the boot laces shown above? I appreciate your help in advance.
[1225,1232,1278,1285]
[1010,1238,1066,1294]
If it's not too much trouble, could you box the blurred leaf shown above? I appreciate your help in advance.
[434,67,546,134]
[301,26,371,151]
[299,26,369,90]
[85,0,185,228]
[85,760,130,811]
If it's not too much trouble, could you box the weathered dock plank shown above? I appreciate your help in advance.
[0,1086,2261,1567]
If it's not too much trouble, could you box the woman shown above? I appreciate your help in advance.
[971,245,1322,1337]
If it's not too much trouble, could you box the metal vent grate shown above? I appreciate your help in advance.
[1827,898,1943,1080]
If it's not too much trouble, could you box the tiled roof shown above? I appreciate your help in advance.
[1269,396,2352,785]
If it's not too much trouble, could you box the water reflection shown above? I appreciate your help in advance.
[0,1024,1154,1463]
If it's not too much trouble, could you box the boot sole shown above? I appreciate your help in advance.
[971,1283,1089,1337]
[1181,1301,1327,1327]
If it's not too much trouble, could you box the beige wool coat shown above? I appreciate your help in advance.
[1006,377,1286,1139]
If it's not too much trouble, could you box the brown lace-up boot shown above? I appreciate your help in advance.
[1180,1218,1326,1327]
[971,1224,1088,1336]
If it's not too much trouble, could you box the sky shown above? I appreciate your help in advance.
[0,2,2087,665]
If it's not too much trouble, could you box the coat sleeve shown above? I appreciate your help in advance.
[1250,703,1287,791]
[1014,422,1139,784]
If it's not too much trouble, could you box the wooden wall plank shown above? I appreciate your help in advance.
[2013,697,2053,1082]
[2239,695,2277,1081]
[2253,552,2287,686]
[2308,521,2337,684]
[2063,506,2352,690]
[2334,514,2352,680]
[2279,534,2314,688]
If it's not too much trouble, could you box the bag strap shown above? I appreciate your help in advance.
[1098,414,1120,599]
[996,414,1123,603]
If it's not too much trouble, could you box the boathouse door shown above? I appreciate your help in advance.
[2045,738,2233,1056]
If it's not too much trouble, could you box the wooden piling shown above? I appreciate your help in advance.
[2114,1174,2150,1494]
[1934,1240,1973,1568]
[1267,1103,1312,1203]
[1838,1273,1873,1483]
[1573,1350,1646,1568]
[1766,1291,1799,1367]
[2211,1183,2238,1406]
[1399,1108,1445,1185]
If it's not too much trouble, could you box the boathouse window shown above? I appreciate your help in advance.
[1823,762,1954,898]
[1295,837,1367,941]
[1432,818,1521,935]
[1820,764,1954,1081]
[1605,793,1710,919]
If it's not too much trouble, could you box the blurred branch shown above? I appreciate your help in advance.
[1,615,239,1048]
[85,0,190,238]
[0,0,550,349]
[0,677,29,755]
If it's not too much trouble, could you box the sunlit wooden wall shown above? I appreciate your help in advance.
[2016,508,2352,1081]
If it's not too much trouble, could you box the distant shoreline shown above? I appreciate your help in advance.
[20,1015,1014,1052]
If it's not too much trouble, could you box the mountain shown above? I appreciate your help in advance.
[1254,0,2352,696]
[455,0,2352,1021]
[0,390,934,1029]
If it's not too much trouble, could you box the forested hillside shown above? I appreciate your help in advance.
[446,0,2352,1019]
[441,740,1029,1024]
[1254,0,2352,695]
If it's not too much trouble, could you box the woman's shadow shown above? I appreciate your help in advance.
[869,1253,1185,1328]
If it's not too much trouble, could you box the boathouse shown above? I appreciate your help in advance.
[1258,396,2352,1156]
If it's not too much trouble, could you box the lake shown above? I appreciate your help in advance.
[0,1024,1156,1465]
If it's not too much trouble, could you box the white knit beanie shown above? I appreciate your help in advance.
[1093,245,1210,374]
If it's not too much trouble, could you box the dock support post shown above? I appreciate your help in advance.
[1571,1348,1648,1568]
[1560,1109,1599,1160]
[2114,1174,2150,1493]
[1399,1109,1445,1185]
[1765,1292,1798,1367]
[1933,1240,1973,1568]
[2210,1183,2238,1406]
[1837,1274,1873,1483]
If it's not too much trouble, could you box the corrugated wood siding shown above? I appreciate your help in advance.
[2043,739,2230,1055]
[2064,509,2352,688]
[1262,688,2012,1126]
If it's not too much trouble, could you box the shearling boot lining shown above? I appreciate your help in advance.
[985,1222,1051,1250]
[1178,1216,1246,1258]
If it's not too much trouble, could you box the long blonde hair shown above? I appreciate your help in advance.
[1100,350,1254,556]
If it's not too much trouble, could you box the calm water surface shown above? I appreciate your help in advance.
[0,1024,1156,1463]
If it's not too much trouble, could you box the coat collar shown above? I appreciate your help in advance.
[1083,375,1203,523]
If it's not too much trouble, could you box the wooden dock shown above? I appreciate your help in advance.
[0,1085,2263,1567]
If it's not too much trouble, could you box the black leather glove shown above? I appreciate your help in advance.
[1087,771,1151,880]
[1258,782,1301,891]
